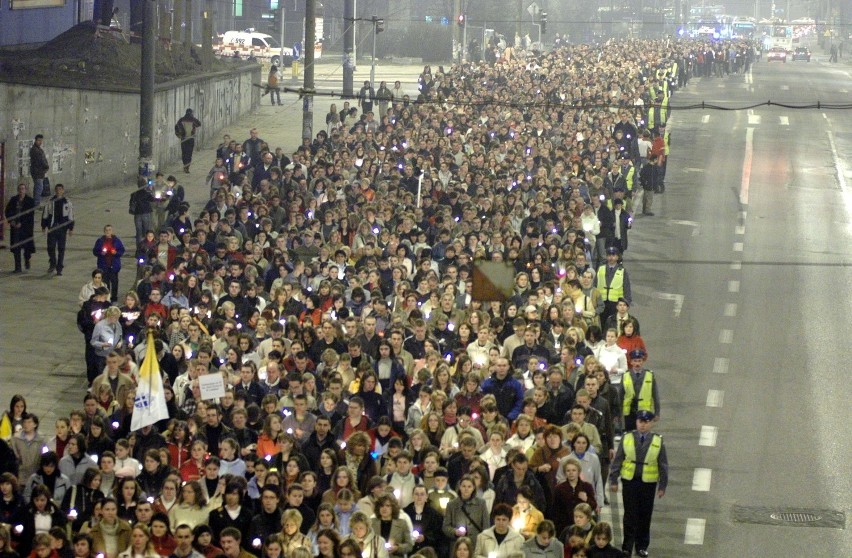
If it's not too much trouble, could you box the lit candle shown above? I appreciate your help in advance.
[252,538,262,548]
[68,509,78,519]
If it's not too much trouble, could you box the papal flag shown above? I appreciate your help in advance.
[130,330,170,431]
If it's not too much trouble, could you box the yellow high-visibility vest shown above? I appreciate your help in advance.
[623,370,655,415]
[620,433,662,482]
[597,265,624,302]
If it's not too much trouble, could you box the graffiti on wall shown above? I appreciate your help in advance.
[210,77,242,121]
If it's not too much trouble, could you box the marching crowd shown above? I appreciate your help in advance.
[0,35,734,558]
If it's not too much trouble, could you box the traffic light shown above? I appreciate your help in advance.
[457,14,465,27]
[540,11,547,34]
[375,17,385,33]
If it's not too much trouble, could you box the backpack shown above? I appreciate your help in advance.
[128,191,139,215]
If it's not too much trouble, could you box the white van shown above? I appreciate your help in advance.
[216,30,294,66]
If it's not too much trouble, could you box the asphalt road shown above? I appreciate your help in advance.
[613,49,852,556]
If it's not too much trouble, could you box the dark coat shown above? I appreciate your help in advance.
[4,195,36,255]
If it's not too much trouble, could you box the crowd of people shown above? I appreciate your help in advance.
[0,35,724,558]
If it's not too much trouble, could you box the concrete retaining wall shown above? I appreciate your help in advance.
[0,65,260,199]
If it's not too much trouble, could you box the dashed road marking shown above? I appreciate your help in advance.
[747,110,761,125]
[733,242,744,252]
[702,114,710,124]
[719,330,733,344]
[706,389,725,407]
[713,357,729,374]
[728,280,740,292]
[699,425,719,447]
[692,468,713,491]
[779,116,790,126]
[685,518,707,545]
[735,225,745,235]
[730,261,742,270]
[741,128,754,204]
[723,303,737,317]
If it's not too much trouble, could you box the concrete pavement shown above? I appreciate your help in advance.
[0,61,424,428]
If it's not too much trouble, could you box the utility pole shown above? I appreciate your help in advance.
[370,16,378,88]
[139,0,156,187]
[343,0,354,97]
[184,0,193,48]
[173,0,183,42]
[279,4,285,62]
[302,0,316,141]
[453,0,461,61]
[201,0,213,68]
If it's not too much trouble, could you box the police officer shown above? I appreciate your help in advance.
[621,349,659,428]
[596,246,632,328]
[609,410,668,557]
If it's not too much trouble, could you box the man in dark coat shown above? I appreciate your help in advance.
[175,109,202,173]
[29,134,50,205]
[93,224,126,302]
[4,181,36,273]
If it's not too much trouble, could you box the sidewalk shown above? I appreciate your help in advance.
[0,62,424,426]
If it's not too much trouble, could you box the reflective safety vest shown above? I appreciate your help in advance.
[597,265,624,302]
[622,370,655,415]
[620,433,662,482]
[663,131,670,156]
[660,93,669,123]
[624,165,635,192]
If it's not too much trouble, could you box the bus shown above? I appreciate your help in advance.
[732,17,756,38]
[768,25,793,51]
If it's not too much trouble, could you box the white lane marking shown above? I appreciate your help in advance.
[730,261,742,270]
[670,220,701,236]
[719,330,733,344]
[656,292,685,318]
[747,110,761,125]
[724,303,737,317]
[707,389,725,407]
[713,357,730,374]
[699,425,718,447]
[733,242,744,252]
[741,128,754,204]
[735,225,745,235]
[692,468,713,491]
[780,84,790,91]
[702,114,710,124]
[827,131,852,222]
[841,89,849,93]
[740,210,748,221]
[685,518,707,545]
[823,112,829,121]
[728,280,740,292]
[779,116,790,126]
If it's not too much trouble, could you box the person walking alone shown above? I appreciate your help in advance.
[41,183,74,276]
[262,65,282,105]
[175,109,202,173]
[29,134,50,206]
[4,181,36,273]
[93,224,126,302]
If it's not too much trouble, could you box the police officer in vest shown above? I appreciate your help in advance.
[596,246,632,330]
[622,349,659,428]
[609,410,668,557]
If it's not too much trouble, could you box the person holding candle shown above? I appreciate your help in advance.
[472,503,523,557]
[92,226,126,304]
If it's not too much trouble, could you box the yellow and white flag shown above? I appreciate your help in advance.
[130,331,170,431]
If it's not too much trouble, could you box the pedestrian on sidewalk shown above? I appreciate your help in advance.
[175,109,202,173]
[41,183,74,276]
[29,134,50,206]
[262,65,282,105]
[130,179,155,247]
[4,181,36,273]
[93,224,126,302]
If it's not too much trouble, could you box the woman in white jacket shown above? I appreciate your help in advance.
[474,503,524,558]
[594,328,627,385]
[345,511,388,558]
